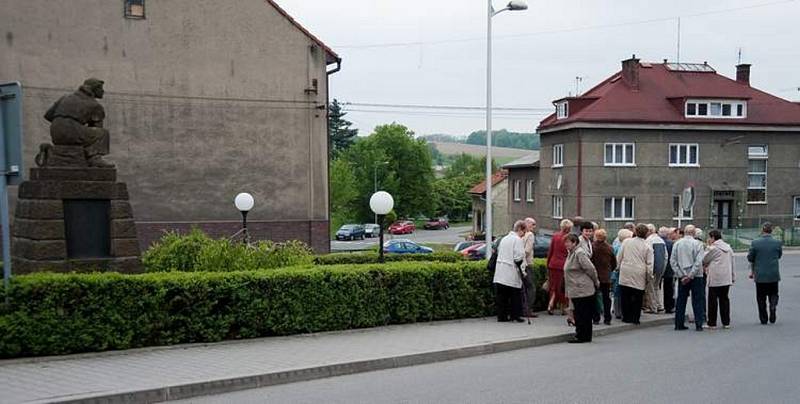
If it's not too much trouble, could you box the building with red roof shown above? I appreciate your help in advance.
[469,170,510,236]
[517,56,800,230]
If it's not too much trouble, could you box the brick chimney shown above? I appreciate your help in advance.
[621,55,640,90]
[736,64,751,85]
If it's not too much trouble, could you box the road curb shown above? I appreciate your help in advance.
[52,317,673,404]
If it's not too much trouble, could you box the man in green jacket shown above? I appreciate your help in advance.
[747,222,783,325]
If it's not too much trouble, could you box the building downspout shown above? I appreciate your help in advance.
[576,131,583,216]
[323,57,342,251]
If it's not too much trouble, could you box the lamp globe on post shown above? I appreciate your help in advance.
[234,192,255,245]
[369,191,394,263]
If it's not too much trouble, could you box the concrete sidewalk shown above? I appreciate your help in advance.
[0,313,672,404]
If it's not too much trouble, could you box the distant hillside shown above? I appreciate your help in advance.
[429,141,532,159]
[421,130,539,150]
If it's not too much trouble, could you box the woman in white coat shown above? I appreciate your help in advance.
[703,230,735,329]
[493,220,528,322]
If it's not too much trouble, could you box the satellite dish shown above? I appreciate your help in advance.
[681,186,695,212]
[556,174,563,190]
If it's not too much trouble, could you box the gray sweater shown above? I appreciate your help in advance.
[669,236,705,279]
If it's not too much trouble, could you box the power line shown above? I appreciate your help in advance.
[336,0,797,49]
[342,101,551,112]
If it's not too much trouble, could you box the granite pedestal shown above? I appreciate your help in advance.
[11,167,142,274]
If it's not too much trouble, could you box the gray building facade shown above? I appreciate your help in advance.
[0,0,340,252]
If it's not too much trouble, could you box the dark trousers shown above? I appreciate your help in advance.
[594,283,612,323]
[707,285,731,327]
[495,283,523,321]
[663,275,675,313]
[756,282,779,324]
[524,269,536,312]
[572,295,595,342]
[675,277,706,329]
[619,285,644,324]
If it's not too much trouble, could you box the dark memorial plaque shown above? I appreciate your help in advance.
[63,200,111,258]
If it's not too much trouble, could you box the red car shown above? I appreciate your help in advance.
[389,221,416,235]
[424,218,449,230]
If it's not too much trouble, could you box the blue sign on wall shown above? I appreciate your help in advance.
[0,82,24,186]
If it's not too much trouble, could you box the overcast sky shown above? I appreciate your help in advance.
[277,0,800,137]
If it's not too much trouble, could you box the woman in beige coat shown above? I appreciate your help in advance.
[563,233,600,343]
[616,224,654,325]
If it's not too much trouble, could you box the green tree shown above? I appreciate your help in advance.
[329,158,359,232]
[328,99,358,158]
[343,123,434,220]
[465,129,540,150]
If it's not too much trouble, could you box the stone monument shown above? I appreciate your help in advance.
[12,78,142,273]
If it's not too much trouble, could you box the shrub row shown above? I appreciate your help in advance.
[0,259,549,358]
[142,229,314,272]
[314,251,465,266]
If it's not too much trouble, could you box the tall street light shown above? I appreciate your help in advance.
[485,0,527,256]
[373,161,389,224]
[234,192,255,245]
[370,191,394,263]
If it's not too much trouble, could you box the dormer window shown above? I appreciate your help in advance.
[685,99,746,119]
[556,101,568,119]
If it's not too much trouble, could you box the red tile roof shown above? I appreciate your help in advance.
[539,62,800,130]
[469,170,508,195]
[265,0,339,64]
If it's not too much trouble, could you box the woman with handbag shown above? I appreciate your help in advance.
[563,233,600,343]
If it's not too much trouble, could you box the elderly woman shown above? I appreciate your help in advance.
[617,224,654,325]
[493,220,529,323]
[591,229,617,325]
[546,219,573,315]
[612,228,633,320]
[564,233,600,343]
[704,230,735,329]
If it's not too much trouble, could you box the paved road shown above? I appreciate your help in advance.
[331,225,471,251]
[182,253,800,404]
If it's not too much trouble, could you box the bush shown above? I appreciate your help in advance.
[314,251,465,266]
[143,230,313,272]
[0,261,497,358]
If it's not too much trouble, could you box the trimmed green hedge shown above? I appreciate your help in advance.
[0,259,548,358]
[314,251,465,266]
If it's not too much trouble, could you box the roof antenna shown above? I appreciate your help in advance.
[575,76,584,96]
[737,47,743,65]
[676,18,681,63]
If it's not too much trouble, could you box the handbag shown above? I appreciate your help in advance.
[542,279,549,291]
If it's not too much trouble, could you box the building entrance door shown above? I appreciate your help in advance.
[714,201,732,229]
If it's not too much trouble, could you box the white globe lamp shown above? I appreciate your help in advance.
[369,191,394,263]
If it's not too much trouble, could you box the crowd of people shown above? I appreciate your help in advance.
[490,217,784,344]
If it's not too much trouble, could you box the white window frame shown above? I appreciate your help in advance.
[552,196,563,219]
[604,197,635,221]
[685,99,747,119]
[668,143,700,167]
[672,195,693,220]
[747,145,768,204]
[604,143,636,166]
[526,180,535,202]
[556,101,568,119]
[552,144,564,168]
[513,179,522,202]
[794,196,800,221]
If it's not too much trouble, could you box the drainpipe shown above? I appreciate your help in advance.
[576,131,583,216]
[323,57,342,252]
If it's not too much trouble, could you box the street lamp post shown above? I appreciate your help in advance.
[370,191,395,263]
[234,192,255,245]
[485,0,527,256]
[373,161,389,224]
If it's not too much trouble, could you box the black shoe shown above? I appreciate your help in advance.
[695,326,704,332]
[567,338,589,344]
[511,318,525,323]
[593,320,600,325]
[604,320,612,326]
[675,326,689,331]
[498,318,510,322]
[770,309,777,324]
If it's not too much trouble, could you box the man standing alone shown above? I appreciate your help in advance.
[670,225,706,331]
[747,223,783,325]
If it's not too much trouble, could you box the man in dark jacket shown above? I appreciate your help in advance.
[660,227,676,313]
[747,222,783,324]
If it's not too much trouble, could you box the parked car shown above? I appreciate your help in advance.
[389,221,416,235]
[460,242,486,260]
[363,223,381,238]
[454,241,481,252]
[335,224,365,241]
[534,233,552,258]
[383,239,433,254]
[424,217,449,230]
